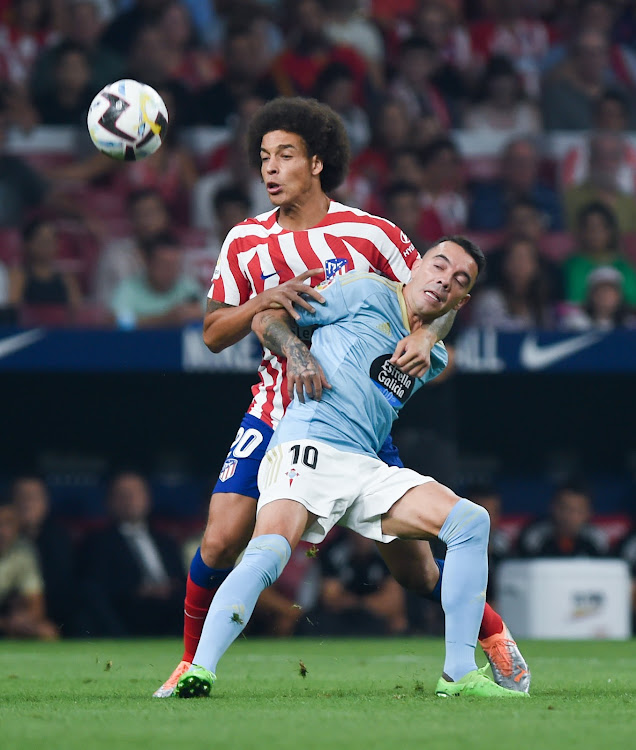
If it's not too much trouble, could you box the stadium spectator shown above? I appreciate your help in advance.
[560,265,636,331]
[542,0,636,91]
[7,218,82,321]
[10,475,77,635]
[313,62,370,157]
[100,0,171,59]
[31,41,94,126]
[109,231,203,329]
[184,183,252,291]
[468,137,564,232]
[92,187,170,307]
[268,0,370,104]
[563,133,636,235]
[463,55,541,137]
[560,90,636,195]
[0,0,61,87]
[0,499,58,640]
[322,0,385,88]
[193,23,278,128]
[383,181,426,250]
[305,531,409,636]
[468,0,551,98]
[0,259,8,308]
[416,136,467,242]
[541,28,635,131]
[469,236,558,330]
[387,36,452,130]
[153,1,215,91]
[516,480,609,558]
[77,471,186,637]
[564,201,636,306]
[466,483,511,605]
[191,94,272,230]
[29,0,125,104]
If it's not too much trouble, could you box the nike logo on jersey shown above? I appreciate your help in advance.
[519,332,604,370]
[261,271,278,280]
[0,329,45,361]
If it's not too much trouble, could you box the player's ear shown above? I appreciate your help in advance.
[311,155,324,176]
[453,293,471,311]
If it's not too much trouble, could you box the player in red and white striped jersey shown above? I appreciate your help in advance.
[209,200,419,428]
[154,97,529,697]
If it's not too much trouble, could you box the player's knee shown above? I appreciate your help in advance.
[201,523,251,567]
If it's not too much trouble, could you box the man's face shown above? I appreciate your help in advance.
[551,491,591,537]
[108,474,151,524]
[132,196,169,239]
[147,245,182,292]
[12,478,49,529]
[406,240,478,319]
[260,130,323,207]
[502,142,538,191]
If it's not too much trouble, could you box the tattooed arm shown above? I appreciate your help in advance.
[252,308,331,403]
[390,309,456,378]
[203,268,325,353]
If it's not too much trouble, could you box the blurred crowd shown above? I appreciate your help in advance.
[2,471,636,639]
[1,0,636,331]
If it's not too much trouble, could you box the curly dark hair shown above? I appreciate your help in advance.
[246,97,351,193]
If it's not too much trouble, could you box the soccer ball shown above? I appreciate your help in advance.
[86,79,169,161]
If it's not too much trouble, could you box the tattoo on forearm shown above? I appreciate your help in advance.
[427,309,457,341]
[261,316,317,378]
[206,299,233,313]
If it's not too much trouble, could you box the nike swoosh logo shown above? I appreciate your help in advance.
[0,329,45,360]
[519,332,604,370]
[261,271,278,280]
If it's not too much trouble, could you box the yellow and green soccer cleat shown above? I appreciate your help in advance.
[435,666,529,698]
[175,665,217,698]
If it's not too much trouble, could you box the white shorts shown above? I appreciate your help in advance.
[257,439,434,544]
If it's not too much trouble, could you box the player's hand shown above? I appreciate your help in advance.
[262,268,325,321]
[286,349,331,403]
[390,328,437,378]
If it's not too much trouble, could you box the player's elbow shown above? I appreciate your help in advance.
[203,317,226,353]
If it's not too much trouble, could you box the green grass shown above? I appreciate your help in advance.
[1,638,635,750]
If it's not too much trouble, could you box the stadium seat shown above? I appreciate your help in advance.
[18,304,72,327]
[541,232,574,262]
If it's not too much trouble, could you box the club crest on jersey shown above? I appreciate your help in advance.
[286,467,300,486]
[219,458,238,482]
[325,257,349,280]
[369,355,415,408]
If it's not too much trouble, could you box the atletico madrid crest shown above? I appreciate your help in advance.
[219,458,238,482]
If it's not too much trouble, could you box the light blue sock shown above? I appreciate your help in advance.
[437,498,490,682]
[192,534,291,674]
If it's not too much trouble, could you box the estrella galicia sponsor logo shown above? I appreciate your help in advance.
[219,458,238,482]
[370,355,415,407]
[325,257,348,279]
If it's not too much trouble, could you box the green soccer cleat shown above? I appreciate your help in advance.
[175,665,217,698]
[435,666,529,699]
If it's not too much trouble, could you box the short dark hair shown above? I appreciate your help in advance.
[141,231,180,258]
[385,180,420,204]
[22,216,52,244]
[595,88,630,119]
[425,234,487,277]
[577,200,620,248]
[246,96,351,193]
[419,136,458,168]
[128,187,165,211]
[213,184,251,214]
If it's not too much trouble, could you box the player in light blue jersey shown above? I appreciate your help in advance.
[176,236,528,699]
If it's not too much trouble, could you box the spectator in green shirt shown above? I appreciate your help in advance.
[564,201,636,306]
[110,231,204,329]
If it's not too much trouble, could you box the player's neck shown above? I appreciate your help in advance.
[276,192,331,231]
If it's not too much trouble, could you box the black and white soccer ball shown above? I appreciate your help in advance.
[87,79,169,161]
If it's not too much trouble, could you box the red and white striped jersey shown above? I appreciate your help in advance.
[208,200,419,428]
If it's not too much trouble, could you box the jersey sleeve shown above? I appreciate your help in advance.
[207,225,252,305]
[371,218,420,283]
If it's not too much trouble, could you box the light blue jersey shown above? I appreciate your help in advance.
[270,271,448,458]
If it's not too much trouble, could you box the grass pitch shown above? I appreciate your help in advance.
[1,637,634,750]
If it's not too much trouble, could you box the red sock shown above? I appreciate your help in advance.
[182,573,217,662]
[478,602,504,641]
